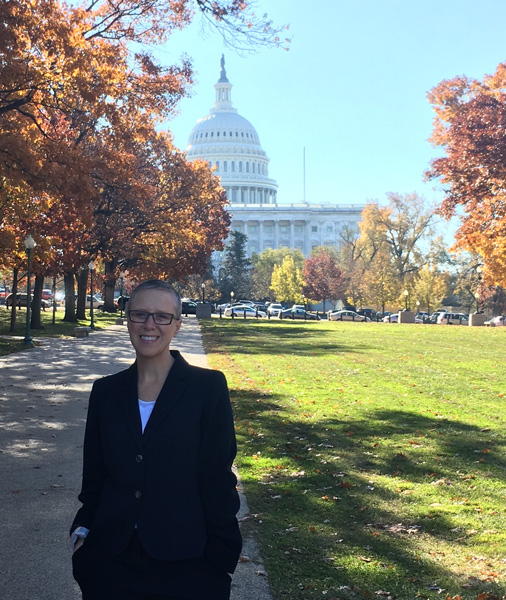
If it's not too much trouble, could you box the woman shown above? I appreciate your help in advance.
[70,280,242,600]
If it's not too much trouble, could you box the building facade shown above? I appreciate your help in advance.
[186,57,364,258]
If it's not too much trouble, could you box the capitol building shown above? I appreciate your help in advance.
[186,57,364,258]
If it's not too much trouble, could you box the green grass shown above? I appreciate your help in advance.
[201,319,506,600]
[0,307,120,355]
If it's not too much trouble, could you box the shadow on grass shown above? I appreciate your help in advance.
[206,321,368,357]
[231,388,506,598]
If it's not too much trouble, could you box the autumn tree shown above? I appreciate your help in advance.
[366,194,435,283]
[427,64,506,286]
[412,265,449,315]
[270,255,304,305]
[1,0,284,315]
[251,248,304,300]
[359,248,400,313]
[302,247,346,310]
[339,195,435,306]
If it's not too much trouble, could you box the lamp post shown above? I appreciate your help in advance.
[201,282,205,303]
[230,290,234,305]
[403,289,409,311]
[23,234,36,346]
[475,265,483,312]
[88,260,95,329]
[119,271,125,318]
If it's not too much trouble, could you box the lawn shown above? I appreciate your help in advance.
[201,319,506,600]
[0,306,120,355]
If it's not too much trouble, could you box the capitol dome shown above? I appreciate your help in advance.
[186,56,278,205]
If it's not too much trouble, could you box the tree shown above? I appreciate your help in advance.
[251,248,304,300]
[338,197,434,309]
[1,0,283,310]
[451,252,495,313]
[412,265,449,315]
[218,231,251,299]
[366,194,435,283]
[427,64,506,286]
[270,255,304,304]
[359,248,400,313]
[302,247,346,310]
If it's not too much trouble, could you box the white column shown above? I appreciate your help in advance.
[259,220,264,250]
[304,221,310,256]
[289,221,294,249]
[274,220,279,249]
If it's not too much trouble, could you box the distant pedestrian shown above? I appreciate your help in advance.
[70,279,241,600]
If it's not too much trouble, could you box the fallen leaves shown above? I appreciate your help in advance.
[368,522,422,535]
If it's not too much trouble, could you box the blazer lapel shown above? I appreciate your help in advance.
[121,363,143,442]
[141,350,191,443]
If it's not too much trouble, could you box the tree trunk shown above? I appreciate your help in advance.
[76,268,87,320]
[9,267,19,333]
[103,260,117,312]
[63,271,77,322]
[30,273,45,329]
[51,275,57,325]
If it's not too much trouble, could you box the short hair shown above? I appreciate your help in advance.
[128,280,182,320]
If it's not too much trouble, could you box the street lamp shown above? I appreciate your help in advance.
[119,271,125,318]
[201,282,205,303]
[403,289,409,311]
[88,260,95,329]
[23,234,36,346]
[230,290,234,306]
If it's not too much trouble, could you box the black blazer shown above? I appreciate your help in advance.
[71,350,242,574]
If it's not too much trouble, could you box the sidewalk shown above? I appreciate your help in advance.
[0,317,272,600]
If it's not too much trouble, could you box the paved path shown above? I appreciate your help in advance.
[0,317,272,600]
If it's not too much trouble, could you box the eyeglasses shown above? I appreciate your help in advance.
[127,310,178,325]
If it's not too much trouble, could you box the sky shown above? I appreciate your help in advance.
[145,0,506,239]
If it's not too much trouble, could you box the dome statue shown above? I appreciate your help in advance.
[186,56,278,205]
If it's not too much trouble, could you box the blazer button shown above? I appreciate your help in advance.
[135,454,143,463]
[134,490,142,499]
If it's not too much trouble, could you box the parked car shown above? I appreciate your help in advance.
[428,310,446,324]
[328,310,369,322]
[484,315,506,327]
[73,294,103,310]
[267,302,283,316]
[279,307,320,320]
[224,304,266,318]
[86,295,104,310]
[41,288,54,301]
[181,300,197,315]
[357,308,376,319]
[382,313,399,323]
[437,312,468,325]
[6,293,50,309]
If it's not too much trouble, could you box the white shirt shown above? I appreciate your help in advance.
[138,398,156,433]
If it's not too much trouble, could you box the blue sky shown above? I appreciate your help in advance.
[148,0,506,240]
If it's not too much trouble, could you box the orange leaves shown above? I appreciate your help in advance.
[428,65,506,285]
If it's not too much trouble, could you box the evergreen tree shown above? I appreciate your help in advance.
[218,231,251,299]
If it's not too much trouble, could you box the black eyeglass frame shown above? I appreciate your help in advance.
[127,310,179,325]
